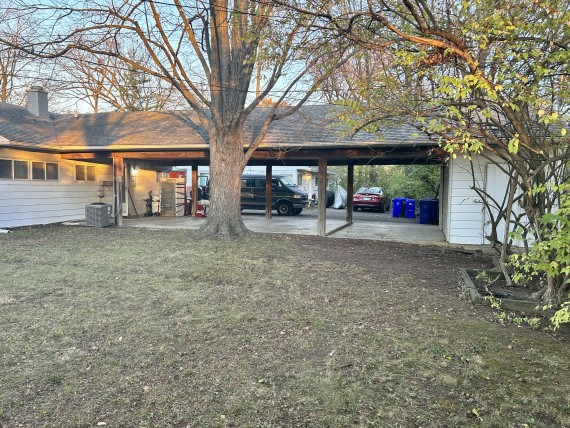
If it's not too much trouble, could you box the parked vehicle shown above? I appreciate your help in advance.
[241,174,309,215]
[326,190,335,207]
[311,189,335,207]
[353,187,390,212]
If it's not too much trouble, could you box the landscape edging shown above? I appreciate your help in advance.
[459,268,556,317]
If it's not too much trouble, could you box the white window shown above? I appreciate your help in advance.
[0,159,13,179]
[297,173,303,186]
[31,162,59,180]
[0,159,58,180]
[0,159,31,180]
[14,160,29,179]
[76,164,96,181]
[87,165,96,181]
[46,163,59,180]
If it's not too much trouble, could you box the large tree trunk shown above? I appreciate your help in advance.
[198,128,249,238]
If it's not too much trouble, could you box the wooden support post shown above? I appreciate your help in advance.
[113,156,124,226]
[347,164,354,223]
[318,155,327,237]
[191,164,198,217]
[265,165,273,219]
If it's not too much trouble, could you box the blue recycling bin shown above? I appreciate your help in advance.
[405,199,416,219]
[429,199,439,224]
[419,198,431,224]
[419,198,439,224]
[392,197,405,217]
[419,199,429,224]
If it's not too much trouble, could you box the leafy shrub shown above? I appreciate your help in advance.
[510,183,570,329]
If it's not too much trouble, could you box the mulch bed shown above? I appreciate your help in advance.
[470,272,541,302]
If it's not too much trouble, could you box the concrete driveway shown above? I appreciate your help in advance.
[124,207,446,245]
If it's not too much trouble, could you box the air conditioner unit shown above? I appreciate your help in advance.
[85,203,113,227]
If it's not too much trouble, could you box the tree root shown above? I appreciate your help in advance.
[197,216,251,239]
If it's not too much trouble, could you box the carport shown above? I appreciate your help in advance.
[59,105,444,237]
[123,210,446,243]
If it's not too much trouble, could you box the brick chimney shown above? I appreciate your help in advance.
[27,86,49,119]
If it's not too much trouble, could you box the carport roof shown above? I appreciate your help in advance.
[0,103,436,150]
[1,103,444,165]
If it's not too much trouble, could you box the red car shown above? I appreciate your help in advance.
[353,187,389,212]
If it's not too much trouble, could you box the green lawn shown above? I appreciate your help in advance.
[0,225,568,427]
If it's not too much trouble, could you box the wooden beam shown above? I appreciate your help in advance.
[246,157,444,167]
[317,155,327,237]
[61,152,111,160]
[326,222,352,236]
[112,156,124,227]
[249,146,441,161]
[191,165,198,217]
[265,165,272,219]
[112,151,209,159]
[61,146,444,167]
[347,164,354,223]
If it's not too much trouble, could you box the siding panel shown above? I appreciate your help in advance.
[447,156,487,245]
[0,148,113,228]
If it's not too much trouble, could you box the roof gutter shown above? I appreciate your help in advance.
[58,143,211,152]
[0,140,61,153]
[2,139,438,153]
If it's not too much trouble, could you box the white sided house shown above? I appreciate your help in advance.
[1,87,522,247]
[441,154,529,246]
[0,88,163,228]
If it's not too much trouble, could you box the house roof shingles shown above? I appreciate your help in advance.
[53,110,210,149]
[0,102,57,146]
[0,103,436,152]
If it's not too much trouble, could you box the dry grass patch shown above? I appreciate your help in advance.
[0,225,568,427]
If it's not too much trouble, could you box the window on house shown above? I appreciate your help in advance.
[76,164,96,181]
[45,163,59,180]
[86,165,96,181]
[32,162,45,179]
[297,173,303,185]
[32,162,59,180]
[14,160,29,179]
[0,159,13,179]
[0,159,57,180]
[76,164,86,181]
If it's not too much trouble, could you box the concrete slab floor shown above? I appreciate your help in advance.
[123,213,446,245]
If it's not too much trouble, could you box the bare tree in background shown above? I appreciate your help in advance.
[60,44,184,112]
[2,0,350,236]
[0,1,41,103]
